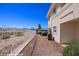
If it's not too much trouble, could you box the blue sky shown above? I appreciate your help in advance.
[0,3,51,29]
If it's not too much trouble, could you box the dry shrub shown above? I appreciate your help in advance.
[15,32,24,36]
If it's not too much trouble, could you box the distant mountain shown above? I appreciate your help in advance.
[42,28,48,30]
[0,27,28,31]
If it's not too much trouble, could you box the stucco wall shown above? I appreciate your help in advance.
[60,21,79,43]
[48,18,52,28]
[75,21,79,42]
[50,15,60,43]
[73,4,79,19]
[59,4,79,24]
[60,22,76,43]
[49,3,79,43]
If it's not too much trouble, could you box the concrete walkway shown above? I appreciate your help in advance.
[31,35,62,56]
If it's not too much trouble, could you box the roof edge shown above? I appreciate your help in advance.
[46,3,57,18]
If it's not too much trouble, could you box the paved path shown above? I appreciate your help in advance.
[31,35,62,56]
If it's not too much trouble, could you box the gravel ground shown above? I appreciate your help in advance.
[19,34,62,56]
[31,35,62,56]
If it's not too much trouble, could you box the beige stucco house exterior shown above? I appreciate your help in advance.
[47,3,79,44]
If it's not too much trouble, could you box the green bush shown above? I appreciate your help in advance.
[63,43,79,56]
[41,30,48,36]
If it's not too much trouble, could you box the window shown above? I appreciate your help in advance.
[51,7,58,16]
[53,26,56,32]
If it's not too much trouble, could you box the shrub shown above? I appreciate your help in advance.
[4,32,8,35]
[0,32,2,36]
[37,30,42,34]
[36,29,38,34]
[1,34,10,39]
[15,32,24,36]
[8,32,14,35]
[63,42,79,56]
[41,30,48,36]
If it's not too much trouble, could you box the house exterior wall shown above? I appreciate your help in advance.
[60,22,76,43]
[75,21,79,42]
[50,15,60,43]
[48,3,79,43]
[48,20,50,28]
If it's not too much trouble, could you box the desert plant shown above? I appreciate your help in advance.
[4,32,8,35]
[1,34,10,39]
[36,29,38,34]
[0,32,2,36]
[15,32,24,36]
[63,42,79,56]
[8,32,14,35]
[41,30,48,36]
[37,30,42,34]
